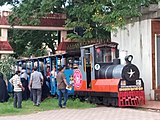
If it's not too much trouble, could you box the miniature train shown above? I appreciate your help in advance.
[73,42,145,107]
[14,42,145,107]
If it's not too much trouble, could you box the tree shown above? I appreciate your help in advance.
[66,0,160,39]
[0,0,160,57]
[0,56,16,78]
[8,29,58,58]
[3,0,159,40]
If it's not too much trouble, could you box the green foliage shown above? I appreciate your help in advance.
[1,0,160,57]
[67,98,96,108]
[5,0,160,40]
[0,56,16,78]
[0,97,96,116]
[8,29,57,58]
[67,0,145,33]
[8,0,66,25]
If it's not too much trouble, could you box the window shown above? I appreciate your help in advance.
[84,49,90,65]
[95,47,116,63]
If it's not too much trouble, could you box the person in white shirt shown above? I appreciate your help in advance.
[9,71,24,108]
[51,66,57,78]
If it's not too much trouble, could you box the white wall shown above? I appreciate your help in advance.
[111,19,152,100]
[0,29,8,41]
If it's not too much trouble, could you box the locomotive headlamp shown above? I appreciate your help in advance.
[121,80,126,86]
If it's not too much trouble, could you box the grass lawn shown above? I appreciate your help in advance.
[0,97,96,116]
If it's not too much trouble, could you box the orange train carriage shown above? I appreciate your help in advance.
[73,42,145,107]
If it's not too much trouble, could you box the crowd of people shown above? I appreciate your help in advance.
[0,64,70,109]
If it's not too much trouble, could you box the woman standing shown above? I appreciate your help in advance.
[0,72,9,102]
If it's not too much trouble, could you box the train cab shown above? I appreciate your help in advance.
[74,42,119,91]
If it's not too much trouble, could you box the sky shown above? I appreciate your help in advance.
[0,4,12,11]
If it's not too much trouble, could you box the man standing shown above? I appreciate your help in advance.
[56,66,68,108]
[9,71,24,108]
[29,67,43,106]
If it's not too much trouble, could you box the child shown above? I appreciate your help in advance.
[9,71,24,108]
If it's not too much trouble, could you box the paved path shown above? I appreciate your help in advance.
[141,100,160,110]
[0,107,160,120]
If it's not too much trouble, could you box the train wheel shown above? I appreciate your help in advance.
[79,97,85,102]
[102,97,118,106]
[103,97,109,106]
[88,96,97,104]
[87,96,92,103]
[70,95,76,100]
[111,98,118,107]
[87,96,102,105]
